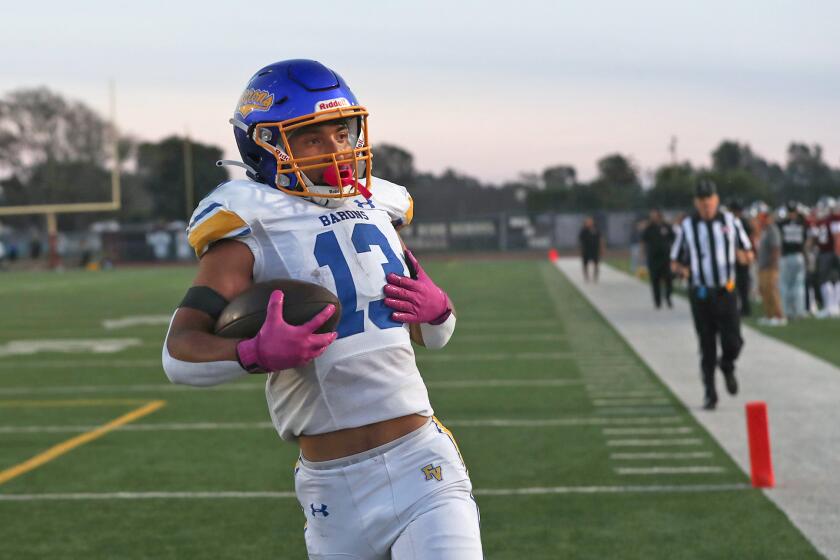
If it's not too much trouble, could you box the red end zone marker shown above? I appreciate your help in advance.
[745,401,775,488]
[548,248,559,262]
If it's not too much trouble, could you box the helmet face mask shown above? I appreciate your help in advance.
[252,106,372,199]
[231,60,373,205]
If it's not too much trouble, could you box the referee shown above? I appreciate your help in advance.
[671,180,754,410]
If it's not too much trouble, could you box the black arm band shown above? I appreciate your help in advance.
[179,286,229,320]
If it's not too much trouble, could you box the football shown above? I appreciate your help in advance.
[214,279,341,338]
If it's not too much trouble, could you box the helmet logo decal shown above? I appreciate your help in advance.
[315,97,350,112]
[237,88,274,117]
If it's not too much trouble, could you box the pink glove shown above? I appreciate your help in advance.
[383,250,452,324]
[236,290,337,373]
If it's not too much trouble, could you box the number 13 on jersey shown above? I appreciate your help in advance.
[314,223,404,339]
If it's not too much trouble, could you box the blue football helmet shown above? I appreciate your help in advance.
[229,59,372,203]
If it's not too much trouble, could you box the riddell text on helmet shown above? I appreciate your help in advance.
[315,97,350,112]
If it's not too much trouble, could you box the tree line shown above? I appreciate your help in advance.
[2,87,839,231]
[0,88,227,230]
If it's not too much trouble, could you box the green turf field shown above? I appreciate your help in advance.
[0,260,821,558]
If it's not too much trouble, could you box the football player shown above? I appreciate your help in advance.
[162,60,483,559]
[812,197,840,317]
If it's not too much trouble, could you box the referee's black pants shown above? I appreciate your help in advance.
[689,289,744,400]
[647,258,672,308]
[735,264,751,316]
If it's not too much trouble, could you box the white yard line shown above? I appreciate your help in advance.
[606,438,703,447]
[0,416,686,434]
[0,422,275,434]
[0,379,583,396]
[0,360,161,370]
[0,382,265,395]
[0,483,751,501]
[429,379,581,388]
[592,399,672,406]
[610,452,714,460]
[593,406,677,415]
[455,320,561,329]
[418,352,570,362]
[453,334,565,342]
[102,316,171,330]
[615,466,727,475]
[587,391,666,398]
[602,427,694,436]
[443,417,684,427]
[594,405,677,416]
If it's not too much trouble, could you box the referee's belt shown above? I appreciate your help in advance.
[693,280,735,299]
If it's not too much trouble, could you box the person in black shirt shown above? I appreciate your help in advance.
[578,217,603,282]
[642,208,675,308]
[671,180,754,410]
[778,201,807,319]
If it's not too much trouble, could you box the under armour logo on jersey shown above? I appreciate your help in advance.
[355,199,375,209]
[310,503,329,517]
[421,463,443,481]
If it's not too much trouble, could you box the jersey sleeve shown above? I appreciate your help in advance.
[670,221,687,262]
[186,192,253,257]
[733,217,753,251]
[370,177,414,229]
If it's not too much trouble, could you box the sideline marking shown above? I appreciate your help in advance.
[0,400,165,486]
[0,483,751,501]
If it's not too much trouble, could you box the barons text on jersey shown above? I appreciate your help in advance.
[318,209,369,227]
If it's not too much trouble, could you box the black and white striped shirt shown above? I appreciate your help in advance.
[670,211,752,289]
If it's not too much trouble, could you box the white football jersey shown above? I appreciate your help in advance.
[187,177,432,441]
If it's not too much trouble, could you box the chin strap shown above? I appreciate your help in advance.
[216,159,259,176]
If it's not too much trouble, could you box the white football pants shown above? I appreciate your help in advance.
[294,417,483,559]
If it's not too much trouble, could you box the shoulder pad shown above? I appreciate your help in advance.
[187,180,268,257]
[368,176,414,228]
